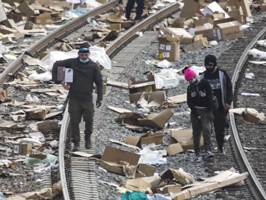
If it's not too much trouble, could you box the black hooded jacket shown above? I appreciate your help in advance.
[52,57,103,102]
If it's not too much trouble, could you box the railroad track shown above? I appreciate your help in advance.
[1,1,266,200]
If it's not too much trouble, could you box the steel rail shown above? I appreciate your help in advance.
[58,104,70,200]
[230,26,266,200]
[0,0,119,87]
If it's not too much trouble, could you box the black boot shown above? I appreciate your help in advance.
[85,137,92,149]
[73,142,80,151]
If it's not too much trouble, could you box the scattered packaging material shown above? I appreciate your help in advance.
[169,129,203,151]
[125,131,164,148]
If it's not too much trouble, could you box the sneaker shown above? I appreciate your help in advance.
[205,151,214,158]
[194,156,202,162]
[219,147,226,155]
[73,143,80,151]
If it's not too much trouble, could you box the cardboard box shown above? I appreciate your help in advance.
[35,12,53,25]
[201,2,230,18]
[18,0,35,19]
[110,23,121,31]
[172,190,191,200]
[156,184,181,194]
[138,109,174,129]
[129,91,166,104]
[180,0,204,19]
[169,129,203,151]
[12,143,32,156]
[228,7,244,23]
[6,13,23,23]
[188,182,219,196]
[160,168,195,185]
[242,109,260,123]
[100,146,140,175]
[183,38,208,52]
[194,23,214,40]
[135,164,156,178]
[158,28,193,44]
[125,131,164,148]
[128,74,156,94]
[215,20,243,40]
[159,41,180,61]
[166,143,184,156]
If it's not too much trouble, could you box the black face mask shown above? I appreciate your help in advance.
[206,67,215,73]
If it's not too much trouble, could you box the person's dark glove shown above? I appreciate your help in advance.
[96,99,102,108]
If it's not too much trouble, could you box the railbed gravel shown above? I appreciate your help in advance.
[95,14,266,200]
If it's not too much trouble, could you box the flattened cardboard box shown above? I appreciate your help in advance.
[156,184,181,194]
[172,190,191,200]
[100,146,140,175]
[125,131,164,148]
[169,129,203,151]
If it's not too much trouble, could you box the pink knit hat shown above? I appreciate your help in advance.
[184,68,196,81]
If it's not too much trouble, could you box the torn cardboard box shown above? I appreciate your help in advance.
[138,109,174,129]
[121,175,161,193]
[37,121,60,134]
[130,91,166,106]
[128,74,156,94]
[169,129,203,151]
[116,109,173,129]
[166,143,183,156]
[125,131,164,148]
[100,146,140,176]
[160,168,195,185]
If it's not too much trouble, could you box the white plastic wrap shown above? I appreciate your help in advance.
[89,46,112,69]
[249,48,266,59]
[29,72,52,81]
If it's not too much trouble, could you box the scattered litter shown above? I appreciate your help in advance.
[249,48,266,59]
[257,40,266,48]
[28,72,52,81]
[157,60,172,69]
[245,73,254,79]
[138,146,167,165]
[240,93,260,96]
[209,40,218,46]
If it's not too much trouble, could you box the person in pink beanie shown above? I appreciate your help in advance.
[183,67,214,162]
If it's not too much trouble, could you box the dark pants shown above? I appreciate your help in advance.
[126,0,144,20]
[68,99,94,144]
[213,108,227,151]
[191,108,212,156]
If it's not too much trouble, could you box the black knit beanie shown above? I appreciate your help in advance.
[204,54,217,66]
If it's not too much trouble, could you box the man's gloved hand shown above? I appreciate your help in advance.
[96,99,102,108]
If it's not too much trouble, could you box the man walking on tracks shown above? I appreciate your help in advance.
[201,54,233,155]
[52,45,103,151]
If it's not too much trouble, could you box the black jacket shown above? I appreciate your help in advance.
[52,57,103,102]
[187,79,213,114]
[201,68,233,110]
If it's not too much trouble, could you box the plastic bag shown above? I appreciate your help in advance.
[40,50,78,71]
[24,154,58,165]
[89,46,112,69]
[121,191,148,200]
[29,72,52,81]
